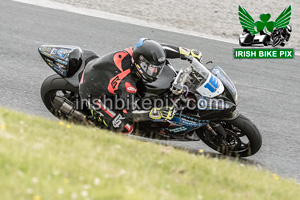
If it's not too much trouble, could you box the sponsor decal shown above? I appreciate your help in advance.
[181,118,199,127]
[204,74,219,93]
[57,49,68,59]
[108,69,131,94]
[169,126,188,133]
[111,76,120,89]
[51,48,57,54]
[170,117,200,127]
[41,46,52,54]
[40,46,71,60]
[125,82,137,93]
[43,57,67,76]
[112,114,125,128]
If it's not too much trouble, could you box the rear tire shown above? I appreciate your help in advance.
[197,114,262,157]
[41,74,79,119]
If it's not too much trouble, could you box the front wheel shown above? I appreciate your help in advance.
[196,114,262,157]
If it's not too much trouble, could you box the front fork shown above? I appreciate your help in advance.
[204,109,240,144]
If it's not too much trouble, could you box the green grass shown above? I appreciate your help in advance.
[0,107,299,200]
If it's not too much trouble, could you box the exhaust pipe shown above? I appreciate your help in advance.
[53,96,86,122]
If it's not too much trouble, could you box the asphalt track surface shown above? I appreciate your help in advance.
[1,0,300,180]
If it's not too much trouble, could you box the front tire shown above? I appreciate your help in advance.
[197,114,262,157]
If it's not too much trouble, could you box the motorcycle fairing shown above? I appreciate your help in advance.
[152,113,207,135]
[38,45,83,77]
[154,119,206,136]
[187,59,224,98]
[195,73,224,98]
[211,66,238,104]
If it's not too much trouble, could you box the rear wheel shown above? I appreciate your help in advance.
[196,114,262,157]
[41,74,79,120]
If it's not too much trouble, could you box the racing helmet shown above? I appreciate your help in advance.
[132,38,166,82]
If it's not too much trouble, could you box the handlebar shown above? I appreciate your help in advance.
[170,57,209,96]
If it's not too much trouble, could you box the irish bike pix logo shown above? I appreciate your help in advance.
[234,5,294,59]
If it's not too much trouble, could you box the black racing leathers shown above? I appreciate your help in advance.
[79,44,188,134]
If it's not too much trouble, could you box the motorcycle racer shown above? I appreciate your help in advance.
[271,25,292,47]
[79,38,202,134]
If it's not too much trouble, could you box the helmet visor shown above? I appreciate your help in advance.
[139,55,164,78]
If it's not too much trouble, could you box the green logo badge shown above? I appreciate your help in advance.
[235,5,293,59]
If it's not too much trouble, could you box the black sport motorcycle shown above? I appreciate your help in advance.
[39,45,262,157]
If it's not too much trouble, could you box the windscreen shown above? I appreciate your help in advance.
[172,58,224,98]
[191,58,210,80]
[191,58,224,97]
